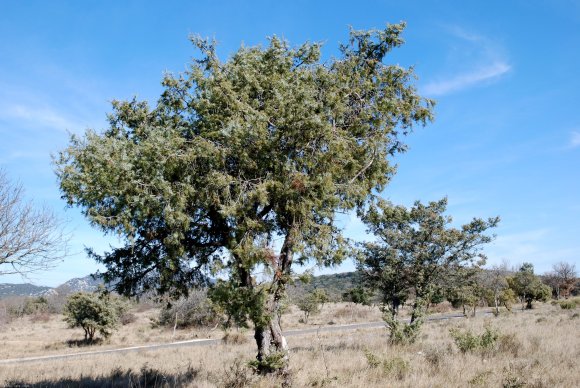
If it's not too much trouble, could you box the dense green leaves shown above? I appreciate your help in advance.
[507,263,551,309]
[63,290,126,341]
[55,24,433,373]
[359,198,499,343]
[55,24,432,299]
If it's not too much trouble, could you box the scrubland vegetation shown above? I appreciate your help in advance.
[2,21,579,387]
[0,297,578,387]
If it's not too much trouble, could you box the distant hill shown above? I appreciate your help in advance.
[53,275,104,295]
[0,283,53,298]
[0,274,105,300]
[1,271,363,301]
[288,271,366,302]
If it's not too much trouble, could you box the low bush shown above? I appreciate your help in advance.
[450,326,499,354]
[559,300,577,309]
[364,350,410,380]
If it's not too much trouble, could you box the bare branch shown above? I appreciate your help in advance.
[0,169,70,277]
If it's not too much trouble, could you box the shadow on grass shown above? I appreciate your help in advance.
[5,364,200,388]
[65,338,104,348]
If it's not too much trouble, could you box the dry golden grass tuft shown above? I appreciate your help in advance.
[0,302,578,387]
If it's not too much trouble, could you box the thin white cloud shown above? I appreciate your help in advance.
[0,103,81,132]
[570,131,580,148]
[423,26,511,96]
[423,61,511,96]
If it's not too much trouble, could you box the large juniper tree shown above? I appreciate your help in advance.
[55,24,433,375]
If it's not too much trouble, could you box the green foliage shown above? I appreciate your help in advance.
[63,290,126,341]
[342,286,372,305]
[22,296,50,315]
[55,24,433,373]
[507,263,551,309]
[248,352,287,374]
[208,280,268,329]
[360,198,498,343]
[559,299,577,309]
[296,289,328,323]
[288,271,368,302]
[382,310,424,345]
[449,326,499,354]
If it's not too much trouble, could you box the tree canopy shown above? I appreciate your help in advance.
[55,23,433,374]
[63,290,126,342]
[359,198,499,343]
[507,263,551,309]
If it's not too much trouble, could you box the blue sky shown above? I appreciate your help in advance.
[0,0,578,286]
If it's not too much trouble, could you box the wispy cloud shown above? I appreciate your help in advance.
[0,103,81,132]
[424,61,511,96]
[570,131,580,148]
[422,26,511,96]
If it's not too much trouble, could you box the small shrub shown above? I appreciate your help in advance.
[450,329,480,353]
[382,357,410,380]
[383,312,423,345]
[559,300,577,309]
[450,326,499,354]
[502,365,527,388]
[364,350,409,380]
[63,290,125,342]
[571,312,579,319]
[248,352,287,375]
[364,349,381,368]
[480,326,499,350]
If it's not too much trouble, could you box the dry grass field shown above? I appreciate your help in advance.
[0,301,578,387]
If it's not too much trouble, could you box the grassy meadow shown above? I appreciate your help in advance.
[0,300,578,387]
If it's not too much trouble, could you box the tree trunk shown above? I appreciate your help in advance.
[253,287,290,379]
[526,298,533,309]
[253,230,294,384]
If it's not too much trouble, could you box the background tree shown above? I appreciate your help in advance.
[295,290,328,324]
[63,290,126,342]
[55,24,433,376]
[507,263,551,309]
[551,262,577,299]
[0,169,68,276]
[359,198,498,344]
[482,261,511,315]
[446,269,485,317]
[342,286,372,306]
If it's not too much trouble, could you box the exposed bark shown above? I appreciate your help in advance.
[253,230,293,382]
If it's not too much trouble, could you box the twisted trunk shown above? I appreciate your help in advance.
[253,230,294,383]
